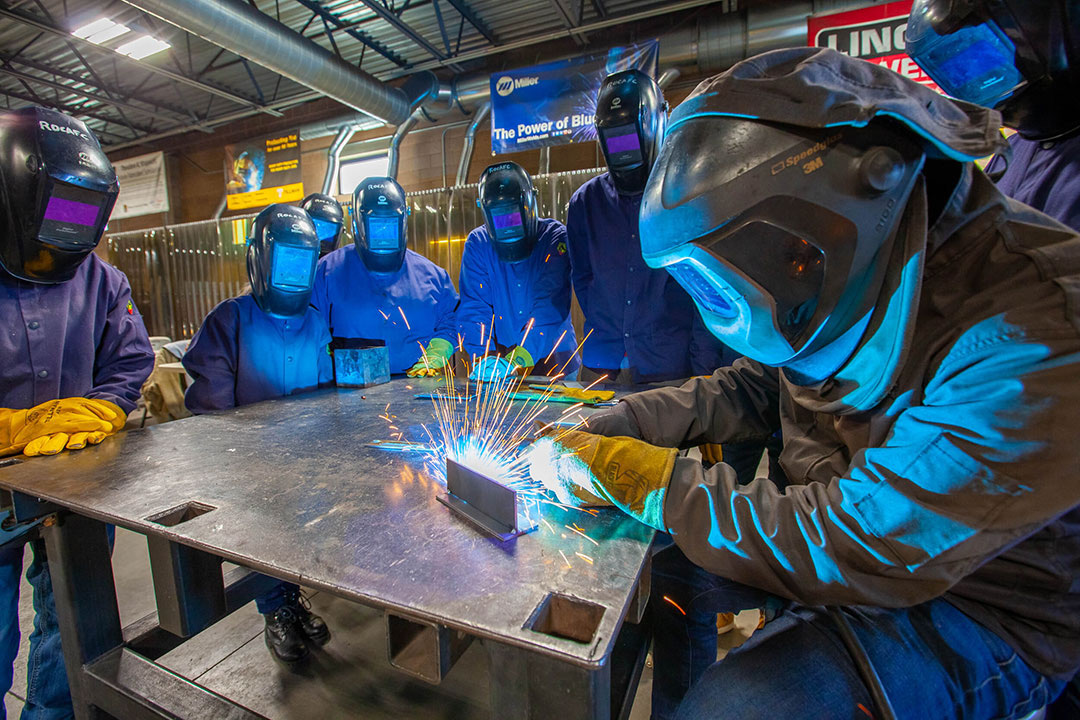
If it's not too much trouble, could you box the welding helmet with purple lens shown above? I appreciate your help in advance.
[352,176,409,274]
[907,0,1080,140]
[595,69,667,195]
[299,192,344,257]
[477,162,538,264]
[0,106,119,284]
[640,116,926,367]
[247,204,320,318]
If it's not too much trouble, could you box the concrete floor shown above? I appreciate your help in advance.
[3,528,758,719]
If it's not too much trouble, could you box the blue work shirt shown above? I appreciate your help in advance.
[183,293,333,413]
[0,254,153,414]
[987,133,1080,232]
[311,247,458,373]
[566,173,729,382]
[457,218,579,372]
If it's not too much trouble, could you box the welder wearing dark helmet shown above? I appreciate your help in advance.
[565,69,728,385]
[457,162,578,380]
[310,177,458,376]
[532,48,1080,719]
[299,192,345,258]
[0,106,154,718]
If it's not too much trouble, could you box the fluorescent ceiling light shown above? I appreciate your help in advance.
[116,36,171,60]
[71,18,131,45]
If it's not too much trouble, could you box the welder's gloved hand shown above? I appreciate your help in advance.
[528,430,677,530]
[406,338,455,377]
[578,402,641,439]
[0,398,126,457]
[551,387,615,404]
[469,355,516,382]
[700,443,724,466]
[504,345,534,374]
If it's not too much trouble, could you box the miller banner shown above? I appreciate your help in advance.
[490,39,659,155]
[224,130,303,211]
[808,1,940,92]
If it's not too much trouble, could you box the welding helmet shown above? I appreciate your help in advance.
[352,176,408,274]
[300,192,344,257]
[595,69,668,195]
[0,106,119,284]
[477,162,539,263]
[246,204,320,318]
[907,0,1080,140]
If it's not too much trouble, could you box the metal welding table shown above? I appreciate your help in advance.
[0,378,654,720]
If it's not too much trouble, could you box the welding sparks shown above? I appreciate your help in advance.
[398,307,411,330]
[663,596,687,616]
[558,549,573,569]
[574,552,594,565]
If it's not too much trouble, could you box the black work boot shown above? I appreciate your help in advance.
[264,606,309,666]
[284,588,331,646]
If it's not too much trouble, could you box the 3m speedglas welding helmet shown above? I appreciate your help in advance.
[640,48,1005,371]
[478,161,539,263]
[595,69,667,195]
[0,106,119,284]
[247,204,319,318]
[299,192,344,258]
[907,0,1080,140]
[352,176,408,274]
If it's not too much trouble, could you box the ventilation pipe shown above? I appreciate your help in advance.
[455,101,490,186]
[657,67,681,89]
[386,109,425,180]
[322,125,361,195]
[120,0,411,124]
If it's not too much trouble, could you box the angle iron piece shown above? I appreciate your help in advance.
[437,458,538,541]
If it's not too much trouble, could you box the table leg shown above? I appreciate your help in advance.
[486,640,611,720]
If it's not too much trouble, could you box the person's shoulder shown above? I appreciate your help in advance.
[317,246,355,274]
[80,253,130,292]
[570,173,610,203]
[205,294,248,323]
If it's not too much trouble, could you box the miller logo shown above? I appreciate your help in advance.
[495,75,539,97]
[610,97,622,109]
[377,195,388,204]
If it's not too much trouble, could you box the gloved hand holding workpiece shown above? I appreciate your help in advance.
[406,338,455,377]
[0,397,126,457]
[469,355,517,382]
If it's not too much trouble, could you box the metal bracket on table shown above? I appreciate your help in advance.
[385,611,474,684]
[437,458,538,541]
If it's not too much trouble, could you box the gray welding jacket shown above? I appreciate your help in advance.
[611,166,1080,679]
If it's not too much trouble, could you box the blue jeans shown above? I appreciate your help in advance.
[651,544,1063,720]
[1,526,115,720]
[254,580,299,616]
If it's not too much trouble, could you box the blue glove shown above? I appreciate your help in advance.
[469,355,516,382]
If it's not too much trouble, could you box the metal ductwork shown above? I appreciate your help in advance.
[120,0,411,125]
[455,102,490,186]
[322,125,361,195]
[386,109,425,180]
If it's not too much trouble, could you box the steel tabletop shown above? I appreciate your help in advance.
[0,378,654,672]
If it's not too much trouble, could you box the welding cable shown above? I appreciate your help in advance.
[827,606,897,720]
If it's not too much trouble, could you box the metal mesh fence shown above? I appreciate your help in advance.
[106,168,604,339]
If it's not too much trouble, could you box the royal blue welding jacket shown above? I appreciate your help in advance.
[310,247,459,373]
[457,218,579,372]
[988,133,1080,232]
[183,293,333,413]
[0,254,153,414]
[566,173,729,382]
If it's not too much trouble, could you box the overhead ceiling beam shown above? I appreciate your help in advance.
[443,0,497,45]
[0,5,283,117]
[291,0,410,68]
[0,86,144,140]
[545,0,587,45]
[355,0,447,61]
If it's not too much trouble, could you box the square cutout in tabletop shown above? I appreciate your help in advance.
[525,592,605,644]
[145,501,216,527]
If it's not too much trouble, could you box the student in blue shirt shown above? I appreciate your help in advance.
[183,203,333,667]
[458,162,578,379]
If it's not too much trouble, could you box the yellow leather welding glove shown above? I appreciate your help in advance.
[0,398,125,457]
[407,338,455,377]
[529,430,677,530]
[555,387,615,404]
[504,345,534,374]
[700,443,724,466]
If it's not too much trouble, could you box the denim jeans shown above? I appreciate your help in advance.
[651,544,1063,720]
[254,580,299,616]
[1,525,114,720]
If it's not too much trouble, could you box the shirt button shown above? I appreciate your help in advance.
[624,332,630,338]
[38,370,48,378]
[626,300,632,305]
[28,321,39,330]
[287,356,293,363]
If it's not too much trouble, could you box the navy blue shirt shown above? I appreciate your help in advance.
[566,173,729,382]
[988,133,1080,231]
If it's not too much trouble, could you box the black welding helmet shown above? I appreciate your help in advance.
[594,69,668,195]
[352,176,408,274]
[641,48,1005,372]
[907,0,1080,140]
[299,192,344,257]
[0,106,119,284]
[477,161,538,263]
[247,204,320,318]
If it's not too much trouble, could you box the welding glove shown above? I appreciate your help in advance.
[529,430,677,531]
[469,355,517,382]
[544,386,615,404]
[0,398,126,458]
[504,345,534,373]
[576,403,642,439]
[406,338,455,377]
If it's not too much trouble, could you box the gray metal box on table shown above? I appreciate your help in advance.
[0,378,653,677]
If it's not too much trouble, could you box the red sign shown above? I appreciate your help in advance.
[808,1,940,92]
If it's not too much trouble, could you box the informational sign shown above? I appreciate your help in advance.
[490,40,659,155]
[808,1,940,92]
[111,151,170,219]
[224,130,303,211]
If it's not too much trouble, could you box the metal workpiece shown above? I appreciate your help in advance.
[0,379,654,672]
